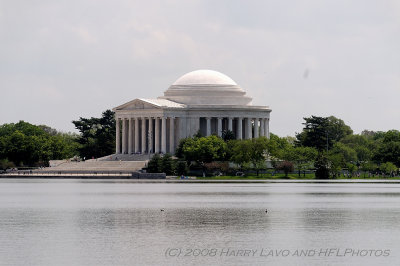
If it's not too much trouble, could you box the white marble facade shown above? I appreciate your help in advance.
[113,70,271,154]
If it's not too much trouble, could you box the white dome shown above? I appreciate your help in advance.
[173,70,237,86]
[159,69,252,106]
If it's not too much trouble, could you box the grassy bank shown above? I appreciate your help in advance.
[196,173,400,180]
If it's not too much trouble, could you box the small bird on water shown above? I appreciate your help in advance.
[160,209,164,212]
[265,209,268,213]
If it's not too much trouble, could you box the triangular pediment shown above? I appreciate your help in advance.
[113,98,186,111]
[114,99,162,111]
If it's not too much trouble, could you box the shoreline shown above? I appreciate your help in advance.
[1,175,400,183]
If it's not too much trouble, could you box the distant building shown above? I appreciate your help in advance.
[113,69,271,154]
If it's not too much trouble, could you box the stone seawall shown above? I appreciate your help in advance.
[131,172,166,179]
[1,171,166,179]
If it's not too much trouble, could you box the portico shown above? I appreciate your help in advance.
[113,70,271,155]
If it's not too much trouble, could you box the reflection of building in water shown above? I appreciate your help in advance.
[113,70,271,154]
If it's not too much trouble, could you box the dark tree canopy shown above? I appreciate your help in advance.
[147,154,162,173]
[296,115,352,151]
[0,121,78,167]
[221,130,235,142]
[315,154,330,179]
[372,130,400,167]
[72,110,116,159]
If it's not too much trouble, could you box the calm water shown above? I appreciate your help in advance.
[0,179,400,266]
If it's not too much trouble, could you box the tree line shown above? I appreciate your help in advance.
[1,110,400,178]
[0,110,115,169]
[0,121,79,169]
[148,115,400,178]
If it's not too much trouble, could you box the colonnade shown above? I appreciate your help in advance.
[203,117,270,140]
[116,116,270,154]
[116,116,175,155]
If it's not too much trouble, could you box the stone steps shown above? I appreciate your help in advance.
[98,153,154,161]
[43,160,147,172]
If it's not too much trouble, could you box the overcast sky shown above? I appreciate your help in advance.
[1,0,399,137]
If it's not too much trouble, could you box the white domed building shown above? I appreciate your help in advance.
[113,70,271,154]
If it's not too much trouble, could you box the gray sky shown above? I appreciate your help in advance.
[1,0,399,137]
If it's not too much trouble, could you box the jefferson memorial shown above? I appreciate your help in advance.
[113,70,271,154]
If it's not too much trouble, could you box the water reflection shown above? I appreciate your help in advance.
[0,180,399,265]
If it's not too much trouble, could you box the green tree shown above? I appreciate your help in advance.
[282,146,317,177]
[229,137,269,175]
[266,133,292,159]
[0,159,15,170]
[221,130,235,141]
[0,121,78,166]
[328,153,344,178]
[147,154,162,173]
[72,110,116,159]
[182,136,227,163]
[249,137,269,175]
[175,137,187,159]
[230,139,252,169]
[346,163,358,177]
[175,161,188,176]
[359,161,378,177]
[160,153,175,175]
[181,135,227,176]
[296,115,352,151]
[327,142,357,178]
[326,116,353,142]
[380,162,397,176]
[330,142,357,163]
[339,134,373,162]
[315,154,330,179]
[373,130,400,167]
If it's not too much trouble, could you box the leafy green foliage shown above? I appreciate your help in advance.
[225,137,270,175]
[296,115,352,151]
[0,121,78,167]
[281,145,317,177]
[221,130,235,141]
[179,135,227,165]
[315,154,330,179]
[0,159,15,170]
[72,110,116,159]
[379,162,397,175]
[230,139,252,168]
[147,153,162,173]
[147,153,176,175]
[329,142,357,164]
[372,130,400,166]
[160,153,175,175]
[175,161,188,176]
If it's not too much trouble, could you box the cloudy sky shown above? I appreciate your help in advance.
[1,0,399,136]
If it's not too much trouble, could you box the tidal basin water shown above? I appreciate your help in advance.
[0,180,400,266]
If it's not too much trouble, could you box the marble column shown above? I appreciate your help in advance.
[228,117,233,132]
[206,117,211,136]
[148,117,153,154]
[128,118,133,154]
[134,118,139,153]
[254,118,259,138]
[246,118,252,139]
[155,117,160,153]
[116,118,121,154]
[141,118,146,153]
[161,117,166,153]
[121,118,127,153]
[265,118,270,139]
[237,117,242,140]
[217,117,222,137]
[169,117,175,153]
[260,118,265,137]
